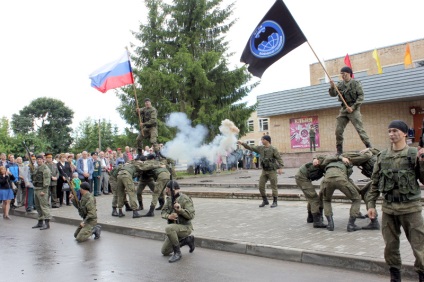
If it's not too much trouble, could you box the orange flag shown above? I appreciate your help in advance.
[404,43,413,67]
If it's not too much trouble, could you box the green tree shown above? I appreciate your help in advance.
[72,118,134,153]
[11,97,74,153]
[118,0,256,142]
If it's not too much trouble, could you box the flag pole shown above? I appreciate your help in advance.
[125,47,143,136]
[306,41,349,109]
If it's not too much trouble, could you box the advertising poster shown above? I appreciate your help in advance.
[290,116,319,149]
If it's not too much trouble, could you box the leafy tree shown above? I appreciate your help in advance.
[118,0,256,142]
[11,97,74,153]
[0,117,48,157]
[72,118,135,153]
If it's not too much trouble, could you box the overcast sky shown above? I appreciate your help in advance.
[1,0,423,133]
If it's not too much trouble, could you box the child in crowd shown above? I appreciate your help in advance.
[72,172,81,200]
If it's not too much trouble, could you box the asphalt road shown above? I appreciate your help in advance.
[0,216,413,282]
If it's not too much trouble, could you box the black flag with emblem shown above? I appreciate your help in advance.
[240,0,307,78]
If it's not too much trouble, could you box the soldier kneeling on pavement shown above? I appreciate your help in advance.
[70,182,101,242]
[161,180,195,263]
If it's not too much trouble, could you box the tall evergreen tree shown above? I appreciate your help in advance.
[117,0,256,141]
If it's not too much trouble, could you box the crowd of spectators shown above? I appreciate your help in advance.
[0,145,155,216]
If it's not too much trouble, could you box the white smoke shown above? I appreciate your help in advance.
[162,112,240,164]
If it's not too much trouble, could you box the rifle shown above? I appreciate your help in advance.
[57,162,80,209]
[22,141,34,171]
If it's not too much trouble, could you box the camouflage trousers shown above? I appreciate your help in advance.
[34,188,51,220]
[136,126,158,152]
[137,179,155,201]
[295,175,322,214]
[161,224,193,255]
[150,173,169,207]
[382,211,424,273]
[74,220,97,242]
[335,108,371,147]
[259,170,278,197]
[321,176,361,217]
[116,171,138,210]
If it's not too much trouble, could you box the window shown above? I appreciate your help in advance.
[247,120,254,132]
[246,140,255,146]
[259,118,269,131]
[319,75,339,84]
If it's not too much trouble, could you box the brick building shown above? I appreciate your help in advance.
[241,39,424,167]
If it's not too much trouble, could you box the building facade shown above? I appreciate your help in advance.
[241,39,424,166]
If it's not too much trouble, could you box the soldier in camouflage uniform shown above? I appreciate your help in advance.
[45,153,60,208]
[295,155,327,228]
[70,182,101,242]
[110,160,134,216]
[320,154,364,232]
[366,120,424,281]
[116,160,162,218]
[329,66,372,155]
[238,135,284,208]
[161,180,195,263]
[31,155,51,230]
[344,148,380,230]
[136,98,159,156]
[136,169,155,211]
[142,154,171,217]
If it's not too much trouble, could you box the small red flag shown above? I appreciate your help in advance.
[344,54,354,78]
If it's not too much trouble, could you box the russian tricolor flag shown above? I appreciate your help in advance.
[89,51,134,93]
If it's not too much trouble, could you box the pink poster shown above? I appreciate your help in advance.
[290,116,320,149]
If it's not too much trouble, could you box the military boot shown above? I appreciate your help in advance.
[347,216,362,232]
[270,197,278,208]
[180,235,195,253]
[124,201,132,212]
[32,220,43,229]
[362,217,380,230]
[92,225,101,239]
[419,271,424,282]
[326,215,334,231]
[138,200,144,211]
[118,208,125,217]
[40,219,50,230]
[142,205,155,217]
[389,267,401,282]
[111,207,118,217]
[133,210,142,218]
[155,198,164,210]
[336,145,343,155]
[259,196,269,208]
[307,211,313,223]
[313,213,327,228]
[319,207,325,222]
[169,245,182,263]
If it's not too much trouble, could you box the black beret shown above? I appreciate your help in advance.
[36,155,44,159]
[91,152,97,156]
[80,182,91,191]
[166,180,180,189]
[262,135,271,143]
[388,120,408,133]
[144,98,151,102]
[147,153,156,160]
[340,66,353,75]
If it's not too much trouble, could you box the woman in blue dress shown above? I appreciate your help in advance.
[0,166,16,219]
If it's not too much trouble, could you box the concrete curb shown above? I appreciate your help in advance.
[11,209,417,279]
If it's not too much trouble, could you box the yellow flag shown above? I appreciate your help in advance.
[404,43,413,67]
[372,49,383,74]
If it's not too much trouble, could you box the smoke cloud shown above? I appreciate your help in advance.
[162,112,240,164]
